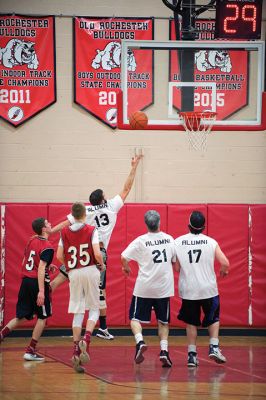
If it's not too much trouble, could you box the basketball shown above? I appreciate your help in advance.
[129,111,148,129]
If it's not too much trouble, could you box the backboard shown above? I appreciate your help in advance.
[117,39,265,131]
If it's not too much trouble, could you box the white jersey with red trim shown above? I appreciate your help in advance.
[175,233,218,300]
[67,195,123,249]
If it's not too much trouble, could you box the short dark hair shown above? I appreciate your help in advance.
[144,210,160,232]
[188,211,205,234]
[32,217,46,235]
[89,189,104,206]
[72,202,86,220]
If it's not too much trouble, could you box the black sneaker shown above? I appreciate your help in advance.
[134,340,147,364]
[187,352,199,368]
[159,350,172,368]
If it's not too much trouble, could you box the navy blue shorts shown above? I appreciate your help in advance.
[129,295,171,324]
[178,295,220,327]
[16,277,52,320]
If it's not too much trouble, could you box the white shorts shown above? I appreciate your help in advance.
[68,265,100,314]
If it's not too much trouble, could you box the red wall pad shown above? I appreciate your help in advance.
[4,204,48,326]
[125,204,168,326]
[249,205,266,327]
[208,205,249,326]
[167,204,207,327]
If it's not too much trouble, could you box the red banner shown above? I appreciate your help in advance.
[0,15,56,127]
[169,20,248,119]
[74,17,154,128]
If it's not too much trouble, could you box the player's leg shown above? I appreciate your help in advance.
[129,296,150,364]
[50,266,68,291]
[202,296,226,364]
[24,281,52,361]
[96,264,114,340]
[0,317,26,342]
[177,299,201,367]
[72,313,85,372]
[78,266,100,367]
[154,297,172,367]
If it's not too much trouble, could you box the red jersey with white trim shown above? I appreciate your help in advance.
[21,236,54,281]
[60,224,97,271]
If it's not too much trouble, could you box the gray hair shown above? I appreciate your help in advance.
[144,210,160,232]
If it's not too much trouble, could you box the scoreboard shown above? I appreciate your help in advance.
[215,0,263,39]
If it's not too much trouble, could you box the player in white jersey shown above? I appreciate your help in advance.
[121,210,178,367]
[50,154,143,339]
[174,211,229,368]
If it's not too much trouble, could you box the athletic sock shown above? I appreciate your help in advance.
[188,344,197,353]
[160,339,168,352]
[99,316,107,330]
[84,330,91,345]
[135,333,144,344]
[26,338,38,353]
[209,338,219,346]
[1,326,11,339]
[73,340,80,356]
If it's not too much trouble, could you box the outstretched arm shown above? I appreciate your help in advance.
[51,219,70,234]
[119,154,143,202]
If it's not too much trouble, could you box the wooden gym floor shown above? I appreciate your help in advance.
[0,335,265,400]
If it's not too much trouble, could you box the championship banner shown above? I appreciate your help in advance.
[0,14,56,127]
[74,17,154,128]
[169,20,248,120]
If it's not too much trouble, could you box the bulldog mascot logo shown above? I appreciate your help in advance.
[91,41,136,71]
[195,50,232,73]
[0,39,39,69]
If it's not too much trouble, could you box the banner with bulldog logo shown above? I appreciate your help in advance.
[169,19,248,120]
[0,14,56,127]
[74,17,154,128]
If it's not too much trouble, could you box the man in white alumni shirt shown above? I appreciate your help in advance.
[121,210,178,367]
[175,210,229,368]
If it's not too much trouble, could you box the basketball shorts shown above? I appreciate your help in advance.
[178,295,220,327]
[129,295,171,324]
[16,277,52,320]
[68,265,100,313]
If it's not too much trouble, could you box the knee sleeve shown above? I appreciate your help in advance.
[88,309,100,323]
[72,313,84,328]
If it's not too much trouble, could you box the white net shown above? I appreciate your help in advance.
[179,111,217,151]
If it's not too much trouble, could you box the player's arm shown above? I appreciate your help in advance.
[50,219,70,234]
[215,244,229,277]
[172,259,181,273]
[37,260,47,306]
[93,243,105,271]
[121,255,131,277]
[119,154,143,202]
[56,244,65,265]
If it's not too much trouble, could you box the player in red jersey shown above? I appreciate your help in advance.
[57,202,105,373]
[0,217,54,361]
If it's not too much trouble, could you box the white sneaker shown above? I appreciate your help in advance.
[72,354,85,373]
[209,345,226,364]
[23,352,44,361]
[96,328,114,340]
[78,340,90,364]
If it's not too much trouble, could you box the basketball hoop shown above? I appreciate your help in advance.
[179,111,217,151]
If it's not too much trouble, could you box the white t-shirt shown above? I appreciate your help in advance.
[67,195,123,249]
[121,231,176,298]
[175,233,218,300]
